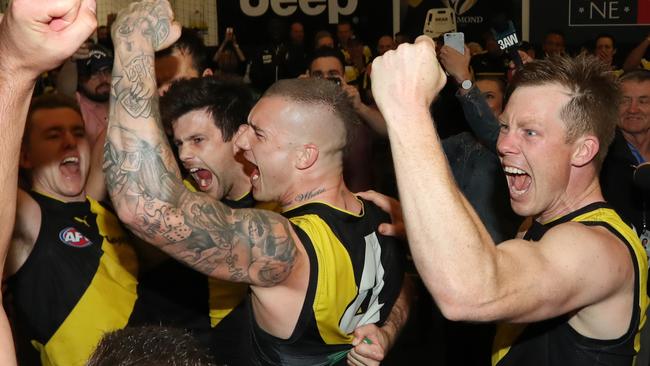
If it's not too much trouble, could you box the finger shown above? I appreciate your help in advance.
[414,34,435,48]
[58,0,97,50]
[378,222,406,238]
[347,349,367,366]
[356,190,391,212]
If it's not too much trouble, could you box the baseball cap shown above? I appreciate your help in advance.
[77,44,114,77]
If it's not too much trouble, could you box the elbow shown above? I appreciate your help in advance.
[431,282,490,322]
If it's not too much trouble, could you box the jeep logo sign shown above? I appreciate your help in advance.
[240,0,358,24]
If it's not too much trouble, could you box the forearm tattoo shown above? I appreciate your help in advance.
[104,0,296,286]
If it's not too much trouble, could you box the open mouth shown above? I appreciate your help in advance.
[188,167,213,191]
[503,165,532,197]
[60,156,81,177]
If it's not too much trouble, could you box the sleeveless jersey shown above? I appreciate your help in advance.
[7,191,139,366]
[492,202,649,366]
[250,199,406,365]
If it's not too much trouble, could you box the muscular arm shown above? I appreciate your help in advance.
[105,1,297,287]
[0,0,96,363]
[371,37,633,328]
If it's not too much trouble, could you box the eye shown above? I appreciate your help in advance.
[192,137,204,144]
[173,140,182,147]
[73,129,85,138]
[525,129,537,137]
[498,122,509,133]
[46,132,61,140]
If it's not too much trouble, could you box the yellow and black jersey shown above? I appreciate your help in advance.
[250,198,406,366]
[6,191,139,366]
[492,202,649,366]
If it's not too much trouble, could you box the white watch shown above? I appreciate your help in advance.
[460,79,473,90]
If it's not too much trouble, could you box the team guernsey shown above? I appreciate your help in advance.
[6,191,140,366]
[492,202,649,366]
[251,199,406,365]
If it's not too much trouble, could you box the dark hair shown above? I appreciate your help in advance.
[155,28,210,75]
[595,33,617,50]
[507,54,619,168]
[86,326,216,366]
[263,78,360,152]
[545,29,566,40]
[309,47,346,72]
[160,77,255,142]
[619,69,650,84]
[25,93,81,143]
[475,76,506,95]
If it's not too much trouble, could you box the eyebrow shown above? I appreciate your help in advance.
[248,121,264,134]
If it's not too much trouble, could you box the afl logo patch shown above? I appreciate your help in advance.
[59,227,93,248]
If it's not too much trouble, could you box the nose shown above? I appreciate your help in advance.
[627,99,641,113]
[496,128,518,157]
[63,130,78,149]
[178,143,193,163]
[234,125,252,153]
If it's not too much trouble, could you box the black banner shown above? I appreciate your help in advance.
[400,0,520,44]
[569,0,649,26]
[217,0,394,48]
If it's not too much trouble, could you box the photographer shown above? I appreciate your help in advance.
[212,27,247,81]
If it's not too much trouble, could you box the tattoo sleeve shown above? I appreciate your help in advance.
[104,2,296,286]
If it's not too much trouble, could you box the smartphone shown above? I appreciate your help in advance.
[444,32,465,55]
[226,27,233,35]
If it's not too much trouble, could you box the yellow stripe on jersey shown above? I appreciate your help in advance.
[492,206,648,365]
[571,207,649,354]
[35,199,139,366]
[289,214,357,345]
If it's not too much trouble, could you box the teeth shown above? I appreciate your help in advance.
[189,168,199,173]
[62,157,79,164]
[503,166,527,175]
[251,173,260,181]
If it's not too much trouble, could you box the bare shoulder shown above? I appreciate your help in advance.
[5,190,41,278]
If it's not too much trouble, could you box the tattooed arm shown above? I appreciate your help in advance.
[105,0,297,287]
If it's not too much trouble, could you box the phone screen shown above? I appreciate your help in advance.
[444,32,465,55]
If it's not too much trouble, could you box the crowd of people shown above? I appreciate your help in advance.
[0,0,648,365]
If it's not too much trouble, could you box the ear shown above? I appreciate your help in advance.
[201,68,213,77]
[571,135,599,167]
[295,143,319,170]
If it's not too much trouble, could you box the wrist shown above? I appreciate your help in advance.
[453,71,472,84]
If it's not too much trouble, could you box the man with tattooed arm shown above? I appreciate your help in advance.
[105,1,409,365]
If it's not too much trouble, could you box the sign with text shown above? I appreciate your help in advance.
[569,0,650,26]
[218,0,394,46]
[400,0,520,43]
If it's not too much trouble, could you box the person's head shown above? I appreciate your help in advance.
[481,31,501,56]
[20,94,89,201]
[499,55,619,218]
[376,35,396,56]
[314,30,335,49]
[96,25,111,49]
[594,33,617,66]
[155,28,213,95]
[235,78,360,203]
[309,47,346,80]
[86,325,216,366]
[289,21,305,45]
[618,70,650,139]
[268,18,287,44]
[336,20,354,46]
[475,76,506,116]
[161,78,255,200]
[77,44,113,103]
[543,30,566,57]
[394,32,411,45]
